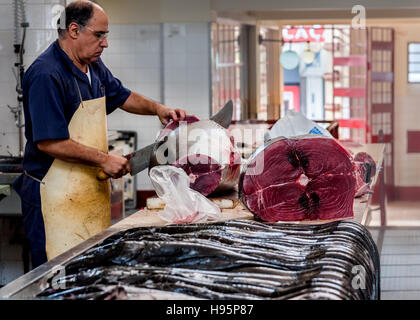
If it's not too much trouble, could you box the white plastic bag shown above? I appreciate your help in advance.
[149,165,222,224]
[265,110,332,141]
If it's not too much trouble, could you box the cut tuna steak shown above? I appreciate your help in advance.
[150,117,241,196]
[239,135,358,222]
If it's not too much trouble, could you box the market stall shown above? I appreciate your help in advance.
[0,144,384,300]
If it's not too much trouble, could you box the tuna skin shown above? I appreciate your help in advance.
[150,116,241,196]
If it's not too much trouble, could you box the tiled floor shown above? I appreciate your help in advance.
[0,218,25,287]
[367,202,420,299]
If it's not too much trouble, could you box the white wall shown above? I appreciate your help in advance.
[0,1,211,191]
[97,0,212,24]
[98,0,212,198]
[0,0,64,156]
[102,22,211,190]
[102,22,210,190]
[162,23,210,119]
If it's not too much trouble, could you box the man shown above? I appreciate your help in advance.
[13,0,187,268]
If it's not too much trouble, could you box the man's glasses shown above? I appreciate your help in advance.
[85,26,109,42]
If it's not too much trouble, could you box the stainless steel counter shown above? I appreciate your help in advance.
[0,173,20,185]
[0,143,385,299]
[0,173,22,216]
[0,227,119,298]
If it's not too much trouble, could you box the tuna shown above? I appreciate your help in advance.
[239,135,376,222]
[149,115,241,196]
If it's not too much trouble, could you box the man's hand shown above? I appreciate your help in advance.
[156,105,187,125]
[37,139,131,179]
[120,92,188,125]
[100,154,131,179]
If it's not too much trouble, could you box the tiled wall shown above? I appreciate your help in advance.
[0,0,64,156]
[0,3,211,285]
[102,24,162,191]
[0,0,64,286]
[0,1,212,190]
[103,22,211,190]
[162,23,211,120]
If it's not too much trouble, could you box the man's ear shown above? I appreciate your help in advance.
[67,22,80,40]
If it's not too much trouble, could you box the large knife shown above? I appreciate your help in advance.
[97,100,234,180]
[209,99,233,129]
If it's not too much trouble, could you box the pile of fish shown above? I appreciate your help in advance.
[37,220,380,300]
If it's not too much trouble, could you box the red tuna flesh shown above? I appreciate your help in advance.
[240,136,357,222]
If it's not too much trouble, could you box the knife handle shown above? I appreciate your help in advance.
[97,169,111,181]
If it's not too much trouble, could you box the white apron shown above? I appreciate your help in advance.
[40,85,111,260]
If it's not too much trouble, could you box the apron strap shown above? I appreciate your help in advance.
[24,170,45,184]
[73,76,85,109]
[73,69,106,106]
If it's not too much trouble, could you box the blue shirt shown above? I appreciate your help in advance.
[21,39,131,180]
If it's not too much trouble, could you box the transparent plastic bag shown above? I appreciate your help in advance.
[265,110,332,141]
[149,165,222,224]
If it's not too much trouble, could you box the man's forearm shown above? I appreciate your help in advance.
[120,92,162,115]
[120,91,187,125]
[37,138,130,178]
[37,138,108,168]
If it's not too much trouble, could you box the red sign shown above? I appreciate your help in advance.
[283,86,300,112]
[282,27,326,43]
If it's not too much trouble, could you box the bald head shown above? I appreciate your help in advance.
[57,0,109,67]
[57,0,106,38]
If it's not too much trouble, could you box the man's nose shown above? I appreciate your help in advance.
[101,37,108,48]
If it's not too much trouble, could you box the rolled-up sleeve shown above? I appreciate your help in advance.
[28,73,70,143]
[98,59,131,114]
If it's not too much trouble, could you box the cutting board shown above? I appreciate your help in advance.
[146,189,239,210]
[118,143,385,231]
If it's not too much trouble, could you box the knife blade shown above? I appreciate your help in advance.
[209,100,233,129]
[126,142,157,176]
